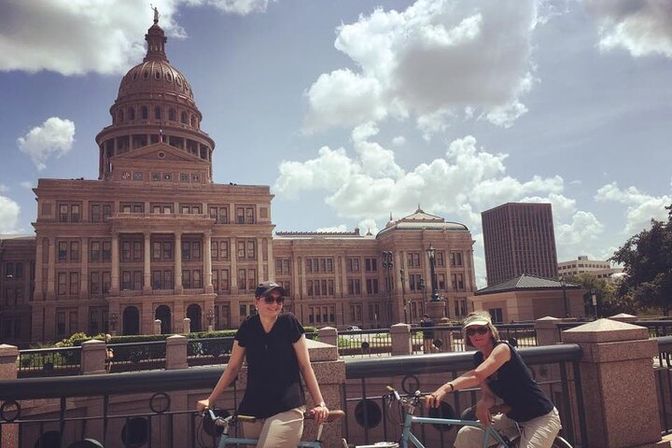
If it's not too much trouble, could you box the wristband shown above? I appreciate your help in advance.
[447,383,455,392]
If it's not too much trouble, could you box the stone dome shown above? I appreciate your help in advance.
[118,59,194,101]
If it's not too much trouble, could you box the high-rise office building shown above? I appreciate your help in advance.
[481,202,558,286]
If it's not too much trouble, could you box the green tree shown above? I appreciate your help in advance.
[564,273,636,318]
[611,204,672,315]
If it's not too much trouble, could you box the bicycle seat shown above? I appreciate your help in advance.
[305,409,346,423]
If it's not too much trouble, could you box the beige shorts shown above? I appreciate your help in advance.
[242,406,306,448]
[455,407,561,448]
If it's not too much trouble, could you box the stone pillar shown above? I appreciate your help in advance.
[204,231,213,293]
[535,316,562,346]
[34,237,44,300]
[426,300,445,321]
[143,231,152,293]
[390,323,411,356]
[165,334,188,370]
[110,233,120,295]
[609,313,638,324]
[318,326,338,347]
[81,339,107,375]
[80,237,89,297]
[266,238,274,281]
[154,319,162,335]
[0,345,19,447]
[183,317,191,334]
[563,319,662,448]
[46,236,56,299]
[174,231,183,294]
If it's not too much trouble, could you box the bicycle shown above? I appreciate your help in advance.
[201,408,345,447]
[344,387,573,448]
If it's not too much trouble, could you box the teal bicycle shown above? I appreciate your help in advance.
[345,387,573,448]
[202,408,345,447]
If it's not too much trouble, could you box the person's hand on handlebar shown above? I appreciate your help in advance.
[475,400,493,427]
[309,402,329,424]
[196,398,210,413]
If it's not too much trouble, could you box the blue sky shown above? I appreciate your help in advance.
[1,0,671,285]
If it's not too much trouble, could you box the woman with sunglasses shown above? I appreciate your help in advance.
[197,281,329,447]
[425,311,561,448]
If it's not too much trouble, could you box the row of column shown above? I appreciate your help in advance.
[35,233,277,299]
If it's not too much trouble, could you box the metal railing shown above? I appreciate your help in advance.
[655,336,672,435]
[16,346,82,378]
[338,329,394,357]
[187,337,234,366]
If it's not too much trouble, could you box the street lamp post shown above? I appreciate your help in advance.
[591,289,598,320]
[400,267,408,324]
[206,308,215,332]
[560,276,569,317]
[382,251,397,323]
[426,244,439,302]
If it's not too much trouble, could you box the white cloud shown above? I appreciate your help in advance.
[19,181,34,190]
[391,136,406,147]
[17,117,76,171]
[304,0,538,134]
[0,195,21,234]
[586,0,672,58]
[202,0,272,15]
[0,185,8,194]
[595,182,671,234]
[0,0,267,75]
[315,224,348,233]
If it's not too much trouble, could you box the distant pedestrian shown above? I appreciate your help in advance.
[420,314,436,353]
[104,334,114,373]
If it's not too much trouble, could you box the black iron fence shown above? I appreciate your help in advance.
[17,346,81,378]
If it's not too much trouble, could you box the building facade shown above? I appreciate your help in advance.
[481,202,558,286]
[558,255,623,281]
[0,18,476,346]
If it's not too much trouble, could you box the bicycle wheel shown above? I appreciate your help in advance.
[551,436,573,448]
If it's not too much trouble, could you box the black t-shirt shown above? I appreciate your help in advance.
[473,341,553,422]
[420,319,434,339]
[235,313,306,418]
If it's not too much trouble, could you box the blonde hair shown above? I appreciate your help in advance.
[462,311,500,344]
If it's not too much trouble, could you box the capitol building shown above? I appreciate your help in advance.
[0,16,476,345]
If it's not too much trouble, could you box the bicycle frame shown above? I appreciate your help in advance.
[398,412,510,448]
[206,409,335,448]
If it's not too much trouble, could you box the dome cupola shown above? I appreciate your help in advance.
[95,9,215,182]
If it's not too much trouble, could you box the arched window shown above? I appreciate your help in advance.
[154,106,161,120]
[141,106,148,120]
[190,115,197,127]
[169,109,176,121]
[180,111,188,124]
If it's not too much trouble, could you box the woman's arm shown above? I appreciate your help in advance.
[293,335,329,424]
[196,341,246,412]
[426,344,512,408]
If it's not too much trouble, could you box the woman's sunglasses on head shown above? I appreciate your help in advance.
[263,295,285,305]
[466,326,489,336]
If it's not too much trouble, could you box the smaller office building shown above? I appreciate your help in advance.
[471,274,585,322]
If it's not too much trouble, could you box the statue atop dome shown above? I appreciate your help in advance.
[151,5,159,24]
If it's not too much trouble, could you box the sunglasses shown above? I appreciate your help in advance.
[262,295,285,305]
[466,326,489,337]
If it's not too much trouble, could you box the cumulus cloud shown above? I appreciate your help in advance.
[304,0,538,134]
[595,182,671,234]
[274,132,598,238]
[315,224,348,233]
[0,0,269,75]
[586,0,672,58]
[17,117,76,170]
[0,195,21,234]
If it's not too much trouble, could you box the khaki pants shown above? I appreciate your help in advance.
[242,406,305,448]
[455,407,561,448]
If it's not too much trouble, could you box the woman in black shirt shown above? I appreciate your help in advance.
[425,311,561,447]
[197,281,329,447]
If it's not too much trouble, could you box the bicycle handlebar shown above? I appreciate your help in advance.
[203,408,345,427]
